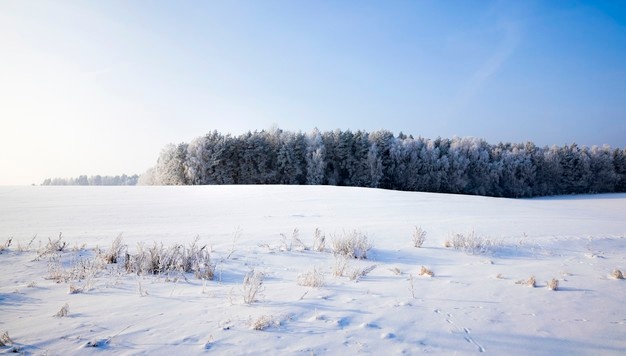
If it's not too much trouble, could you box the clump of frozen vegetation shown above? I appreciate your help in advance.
[101,234,124,264]
[516,275,536,288]
[0,237,12,253]
[331,230,371,259]
[54,303,70,318]
[547,278,559,291]
[419,266,434,277]
[123,238,214,279]
[0,331,13,347]
[312,228,326,252]
[445,231,500,255]
[38,233,67,257]
[279,228,307,252]
[412,227,427,248]
[242,269,265,304]
[250,315,277,331]
[297,267,325,288]
[611,269,624,279]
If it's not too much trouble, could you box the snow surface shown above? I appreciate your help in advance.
[1,185,625,355]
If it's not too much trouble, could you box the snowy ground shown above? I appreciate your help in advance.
[1,185,625,355]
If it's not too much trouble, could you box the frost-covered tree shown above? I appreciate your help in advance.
[306,128,326,185]
[153,143,187,185]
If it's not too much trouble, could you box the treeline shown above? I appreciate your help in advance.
[42,174,139,186]
[142,128,626,198]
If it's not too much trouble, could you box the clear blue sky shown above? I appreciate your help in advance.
[1,0,625,185]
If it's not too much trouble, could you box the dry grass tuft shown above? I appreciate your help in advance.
[547,278,559,291]
[313,228,326,252]
[516,275,536,287]
[101,234,125,264]
[446,231,500,255]
[250,315,276,331]
[332,255,350,277]
[331,230,371,259]
[412,227,427,248]
[0,237,12,252]
[389,267,402,275]
[611,269,624,280]
[54,303,70,317]
[39,233,67,257]
[297,267,325,288]
[243,269,265,304]
[419,266,434,277]
[0,331,13,347]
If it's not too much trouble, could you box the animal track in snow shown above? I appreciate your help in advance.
[434,309,485,353]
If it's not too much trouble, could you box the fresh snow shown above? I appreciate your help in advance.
[1,185,625,355]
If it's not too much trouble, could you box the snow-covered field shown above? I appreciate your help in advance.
[1,185,625,355]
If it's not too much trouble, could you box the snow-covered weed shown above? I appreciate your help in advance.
[419,266,434,277]
[331,230,371,259]
[516,275,536,288]
[250,315,276,331]
[16,235,37,252]
[297,267,325,288]
[332,255,350,277]
[313,228,326,252]
[412,227,426,248]
[445,231,500,255]
[389,267,402,275]
[347,264,377,282]
[290,229,306,252]
[226,228,241,259]
[611,268,623,279]
[100,234,125,264]
[124,238,213,279]
[280,229,307,252]
[54,303,70,317]
[0,238,12,252]
[547,278,559,291]
[242,269,265,304]
[0,331,13,347]
[39,233,67,257]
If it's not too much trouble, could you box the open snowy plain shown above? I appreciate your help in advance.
[1,185,625,355]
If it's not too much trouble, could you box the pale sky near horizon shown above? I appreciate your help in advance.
[1,0,625,185]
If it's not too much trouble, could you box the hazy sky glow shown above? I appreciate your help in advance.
[1,0,625,185]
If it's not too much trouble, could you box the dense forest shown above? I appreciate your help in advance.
[42,174,139,186]
[142,128,626,198]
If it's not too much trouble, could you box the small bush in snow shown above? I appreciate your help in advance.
[547,278,559,291]
[101,234,125,264]
[516,275,536,288]
[250,315,276,331]
[332,254,350,277]
[347,264,377,282]
[419,266,434,277]
[39,233,67,257]
[611,269,624,279]
[313,228,326,252]
[290,229,306,252]
[0,238,12,252]
[331,230,371,259]
[446,231,499,255]
[54,303,70,317]
[412,227,426,248]
[17,236,37,252]
[124,238,213,279]
[242,269,265,304]
[0,331,13,347]
[297,267,325,288]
